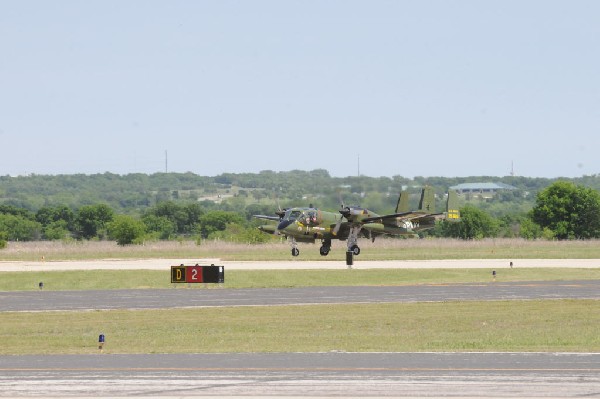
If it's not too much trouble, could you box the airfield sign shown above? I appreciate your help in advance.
[171,264,224,284]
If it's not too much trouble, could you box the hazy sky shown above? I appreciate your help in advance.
[1,1,599,178]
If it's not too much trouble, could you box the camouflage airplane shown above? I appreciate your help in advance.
[254,187,460,258]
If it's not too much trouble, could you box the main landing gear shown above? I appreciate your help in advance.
[287,234,360,264]
[319,238,332,256]
[345,226,362,267]
[289,237,332,257]
[349,244,360,255]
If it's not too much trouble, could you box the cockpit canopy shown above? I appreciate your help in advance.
[285,209,303,221]
[281,208,322,227]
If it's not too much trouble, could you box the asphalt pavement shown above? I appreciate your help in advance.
[0,352,599,397]
[1,280,599,312]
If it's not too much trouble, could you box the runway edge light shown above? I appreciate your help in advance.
[98,334,105,353]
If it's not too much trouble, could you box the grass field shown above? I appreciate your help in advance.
[1,300,598,355]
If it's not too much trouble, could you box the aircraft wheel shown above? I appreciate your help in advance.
[291,248,300,257]
[351,245,360,256]
[319,246,330,256]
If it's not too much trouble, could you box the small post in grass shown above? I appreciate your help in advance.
[98,334,105,353]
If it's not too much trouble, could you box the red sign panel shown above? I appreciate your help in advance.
[185,265,203,283]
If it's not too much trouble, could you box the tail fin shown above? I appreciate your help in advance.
[418,186,435,213]
[395,190,410,213]
[445,190,461,221]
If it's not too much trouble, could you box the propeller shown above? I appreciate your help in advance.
[332,192,348,235]
[275,198,285,219]
[333,209,346,235]
[340,205,352,218]
[335,202,370,234]
[332,191,365,235]
[275,208,286,220]
[272,199,287,235]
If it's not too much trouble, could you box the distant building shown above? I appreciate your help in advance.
[450,182,517,198]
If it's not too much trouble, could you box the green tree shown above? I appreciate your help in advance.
[0,205,36,220]
[36,205,75,227]
[519,218,543,239]
[148,201,187,232]
[36,205,75,239]
[108,215,146,245]
[181,203,204,233]
[144,201,204,235]
[531,181,600,239]
[75,204,114,239]
[0,231,8,249]
[198,211,244,238]
[43,220,71,240]
[142,214,177,239]
[0,214,42,241]
[439,205,499,239]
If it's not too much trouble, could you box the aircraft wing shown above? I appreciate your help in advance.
[253,215,281,221]
[362,211,445,224]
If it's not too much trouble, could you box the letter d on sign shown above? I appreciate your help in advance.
[171,266,186,283]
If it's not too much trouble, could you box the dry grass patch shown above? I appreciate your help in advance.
[3,238,600,261]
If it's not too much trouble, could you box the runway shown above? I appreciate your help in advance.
[1,352,599,398]
[1,259,599,398]
[1,280,599,312]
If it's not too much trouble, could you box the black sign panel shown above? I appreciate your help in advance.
[202,265,225,283]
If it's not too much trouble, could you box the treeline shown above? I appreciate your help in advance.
[0,201,270,247]
[0,174,600,248]
[4,169,600,213]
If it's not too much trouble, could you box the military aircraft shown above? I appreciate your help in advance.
[254,187,460,259]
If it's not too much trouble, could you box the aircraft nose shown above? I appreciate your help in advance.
[277,220,293,231]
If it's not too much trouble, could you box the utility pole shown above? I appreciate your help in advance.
[165,150,168,173]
